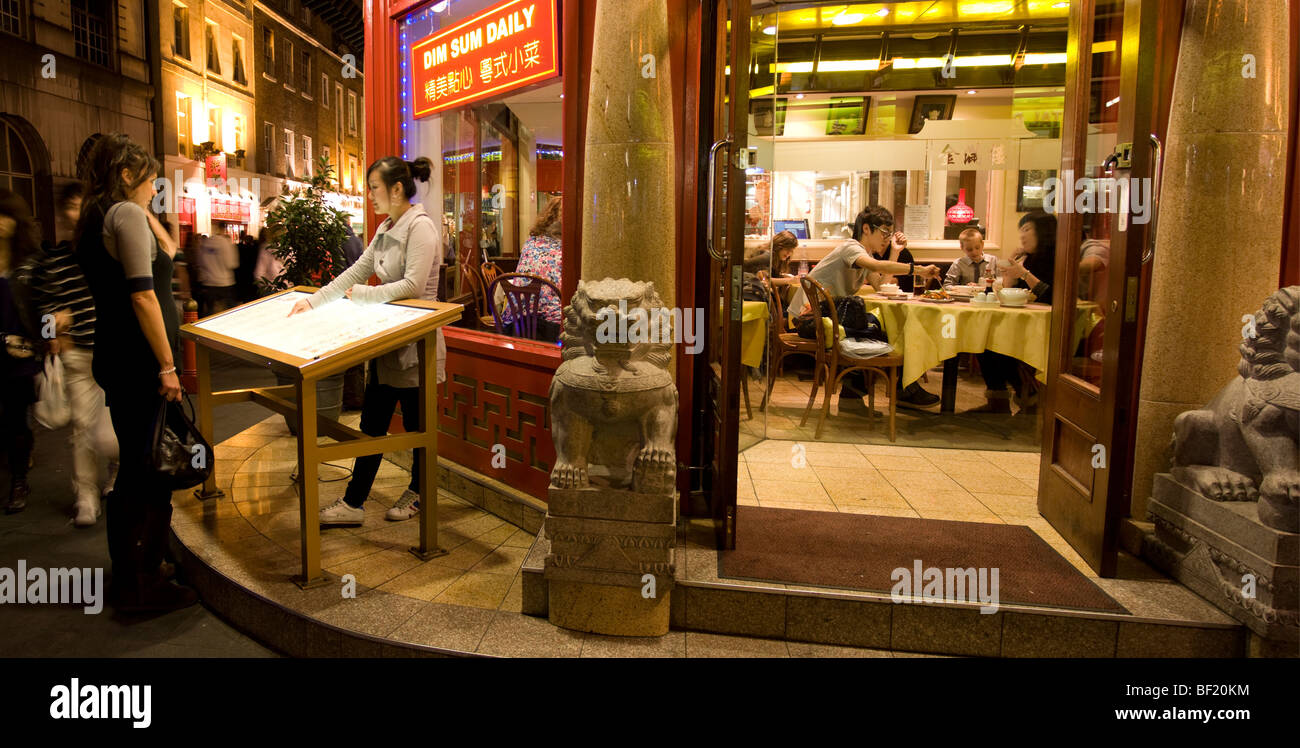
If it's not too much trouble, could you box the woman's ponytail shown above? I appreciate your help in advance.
[408,157,433,183]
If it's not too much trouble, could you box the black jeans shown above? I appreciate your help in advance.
[0,378,34,485]
[343,379,420,507]
[978,351,1022,395]
[103,381,173,587]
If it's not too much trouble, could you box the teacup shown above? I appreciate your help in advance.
[997,288,1032,307]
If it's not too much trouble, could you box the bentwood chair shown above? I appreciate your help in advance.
[797,276,903,441]
[458,262,497,330]
[486,272,561,341]
[760,281,818,412]
[480,260,502,287]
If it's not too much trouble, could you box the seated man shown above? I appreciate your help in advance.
[788,205,942,410]
[944,227,998,287]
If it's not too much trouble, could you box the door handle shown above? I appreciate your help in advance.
[707,137,733,262]
[1142,133,1162,264]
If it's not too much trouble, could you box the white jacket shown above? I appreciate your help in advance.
[308,203,445,387]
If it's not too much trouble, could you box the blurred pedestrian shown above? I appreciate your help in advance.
[0,189,43,514]
[196,231,238,315]
[25,182,120,525]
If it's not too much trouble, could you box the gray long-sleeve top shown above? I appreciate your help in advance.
[307,203,444,387]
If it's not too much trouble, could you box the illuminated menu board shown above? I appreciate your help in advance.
[193,291,436,361]
[409,0,559,118]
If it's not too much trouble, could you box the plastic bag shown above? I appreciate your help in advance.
[33,355,71,429]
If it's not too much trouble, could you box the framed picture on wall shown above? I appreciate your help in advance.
[751,98,788,136]
[1017,169,1057,212]
[825,97,869,136]
[908,95,957,134]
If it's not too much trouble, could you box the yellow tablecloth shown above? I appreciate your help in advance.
[740,300,768,368]
[856,293,1056,387]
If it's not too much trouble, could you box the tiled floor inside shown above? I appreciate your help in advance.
[740,357,1041,453]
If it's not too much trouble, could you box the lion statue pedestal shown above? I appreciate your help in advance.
[541,279,679,636]
[1144,287,1299,648]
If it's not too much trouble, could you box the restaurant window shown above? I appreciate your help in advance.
[205,21,220,74]
[399,1,563,344]
[171,3,189,59]
[283,128,294,177]
[176,94,192,156]
[262,28,274,78]
[71,0,112,68]
[232,36,247,84]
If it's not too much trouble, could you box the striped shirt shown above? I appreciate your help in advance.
[29,240,97,348]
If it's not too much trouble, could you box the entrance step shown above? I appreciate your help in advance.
[521,520,1251,657]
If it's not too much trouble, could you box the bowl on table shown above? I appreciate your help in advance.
[879,283,900,296]
[997,288,1032,307]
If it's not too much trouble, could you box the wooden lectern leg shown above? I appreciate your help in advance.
[193,345,225,500]
[294,377,328,588]
[411,333,447,561]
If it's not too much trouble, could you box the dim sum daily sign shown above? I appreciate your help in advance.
[410,0,559,118]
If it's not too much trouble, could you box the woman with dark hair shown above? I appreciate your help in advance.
[743,230,801,300]
[0,190,43,513]
[502,195,563,342]
[971,211,1058,415]
[288,156,441,525]
[75,133,195,611]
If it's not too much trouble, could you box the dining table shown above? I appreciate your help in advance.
[853,290,1100,413]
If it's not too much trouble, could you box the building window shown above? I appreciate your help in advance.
[299,50,310,91]
[232,36,247,84]
[322,145,330,169]
[171,3,189,59]
[348,155,359,193]
[204,22,220,74]
[262,28,274,79]
[303,135,312,176]
[321,74,329,108]
[0,0,26,39]
[207,106,221,150]
[176,94,192,156]
[262,122,273,173]
[233,116,245,155]
[284,129,294,177]
[71,0,112,68]
[347,91,357,135]
[335,83,344,142]
[0,120,35,214]
[282,39,293,87]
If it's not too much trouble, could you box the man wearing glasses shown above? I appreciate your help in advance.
[787,205,941,410]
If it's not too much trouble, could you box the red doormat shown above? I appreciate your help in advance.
[721,506,1127,614]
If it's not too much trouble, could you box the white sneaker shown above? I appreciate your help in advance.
[385,490,421,522]
[319,498,364,526]
[73,496,101,527]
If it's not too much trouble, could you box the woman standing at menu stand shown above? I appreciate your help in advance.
[287,156,444,525]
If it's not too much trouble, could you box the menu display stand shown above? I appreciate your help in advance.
[181,286,463,588]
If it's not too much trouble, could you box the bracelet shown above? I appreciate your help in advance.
[159,366,176,377]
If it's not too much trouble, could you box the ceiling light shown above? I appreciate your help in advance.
[831,12,865,26]
[1052,2,1069,8]
[795,93,805,99]
[875,8,889,16]
[967,90,976,94]
[763,25,776,35]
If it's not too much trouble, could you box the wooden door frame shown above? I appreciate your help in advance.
[1038,0,1164,577]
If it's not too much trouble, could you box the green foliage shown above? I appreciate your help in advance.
[258,155,352,293]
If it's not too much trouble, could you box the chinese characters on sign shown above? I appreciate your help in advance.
[410,0,559,118]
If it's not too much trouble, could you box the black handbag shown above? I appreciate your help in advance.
[150,395,214,491]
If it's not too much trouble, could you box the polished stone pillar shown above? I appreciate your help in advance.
[1130,0,1290,520]
[578,0,677,311]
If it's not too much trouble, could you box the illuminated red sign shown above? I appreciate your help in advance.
[205,152,227,183]
[409,0,559,119]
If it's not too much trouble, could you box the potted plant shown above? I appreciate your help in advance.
[260,155,354,431]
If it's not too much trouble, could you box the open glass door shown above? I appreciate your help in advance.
[704,0,751,549]
[1038,0,1164,576]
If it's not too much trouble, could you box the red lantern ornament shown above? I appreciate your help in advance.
[946,188,974,224]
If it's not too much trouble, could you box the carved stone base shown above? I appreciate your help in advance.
[543,485,676,636]
[1145,474,1299,644]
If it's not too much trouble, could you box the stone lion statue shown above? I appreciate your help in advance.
[549,278,678,494]
[1171,286,1300,532]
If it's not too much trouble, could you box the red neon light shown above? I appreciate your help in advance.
[409,0,559,118]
